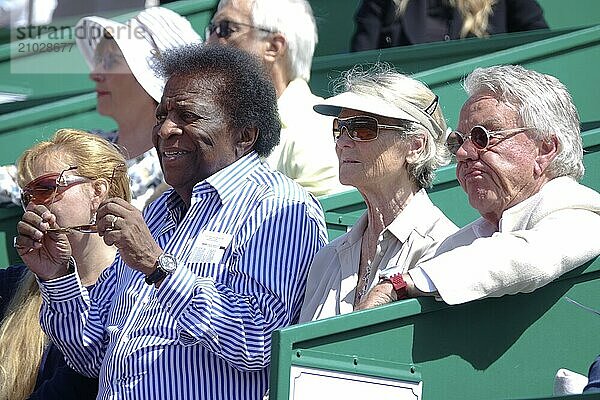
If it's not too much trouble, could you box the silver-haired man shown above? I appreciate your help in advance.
[363,65,600,307]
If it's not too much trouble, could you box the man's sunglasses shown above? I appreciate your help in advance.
[446,125,533,155]
[332,116,409,142]
[205,19,273,40]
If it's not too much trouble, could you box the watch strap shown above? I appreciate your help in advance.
[386,273,409,300]
[145,267,167,285]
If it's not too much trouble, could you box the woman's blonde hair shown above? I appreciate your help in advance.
[394,0,496,38]
[0,128,131,400]
[17,128,131,202]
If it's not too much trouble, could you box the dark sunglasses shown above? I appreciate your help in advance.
[205,19,273,40]
[21,166,89,210]
[333,116,409,142]
[446,125,533,155]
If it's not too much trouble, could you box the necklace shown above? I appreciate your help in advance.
[356,261,373,303]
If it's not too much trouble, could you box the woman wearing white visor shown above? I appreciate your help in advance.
[299,63,458,321]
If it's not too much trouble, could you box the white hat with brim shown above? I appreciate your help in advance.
[76,7,202,102]
[314,91,445,140]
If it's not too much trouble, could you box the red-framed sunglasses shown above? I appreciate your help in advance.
[332,116,409,142]
[21,164,126,234]
[20,166,89,210]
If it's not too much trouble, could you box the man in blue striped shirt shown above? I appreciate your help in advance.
[17,44,328,399]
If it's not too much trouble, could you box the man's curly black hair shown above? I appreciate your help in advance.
[155,43,281,157]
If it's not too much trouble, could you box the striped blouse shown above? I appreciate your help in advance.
[38,152,328,400]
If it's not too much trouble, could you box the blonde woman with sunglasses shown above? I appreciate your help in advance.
[299,63,457,322]
[0,129,131,400]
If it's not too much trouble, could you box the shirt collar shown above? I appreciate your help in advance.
[160,152,260,218]
[201,151,261,205]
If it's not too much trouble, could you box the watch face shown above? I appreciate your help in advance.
[158,253,177,274]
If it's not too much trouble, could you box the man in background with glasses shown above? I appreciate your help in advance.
[363,65,600,307]
[206,0,348,197]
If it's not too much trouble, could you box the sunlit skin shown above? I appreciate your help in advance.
[152,73,256,207]
[336,108,416,199]
[454,93,557,226]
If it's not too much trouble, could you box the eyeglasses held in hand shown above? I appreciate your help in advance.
[332,116,409,142]
[205,19,273,40]
[445,125,533,155]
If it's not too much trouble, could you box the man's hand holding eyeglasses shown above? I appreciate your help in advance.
[15,204,73,281]
[96,197,163,276]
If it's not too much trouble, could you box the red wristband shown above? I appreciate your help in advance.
[387,273,409,300]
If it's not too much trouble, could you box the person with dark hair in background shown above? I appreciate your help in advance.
[351,0,548,52]
[16,44,328,400]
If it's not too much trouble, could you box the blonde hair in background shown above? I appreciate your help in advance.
[393,0,496,38]
[0,272,45,400]
[0,129,131,400]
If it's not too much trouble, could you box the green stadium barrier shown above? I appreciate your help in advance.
[269,256,600,400]
[3,0,600,111]
[312,24,600,130]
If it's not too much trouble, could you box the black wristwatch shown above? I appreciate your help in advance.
[145,253,178,285]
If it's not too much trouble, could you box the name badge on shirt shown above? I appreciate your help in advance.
[188,230,233,264]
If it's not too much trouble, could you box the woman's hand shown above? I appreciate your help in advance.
[96,197,162,275]
[15,204,73,280]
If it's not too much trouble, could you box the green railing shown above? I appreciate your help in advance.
[270,257,600,399]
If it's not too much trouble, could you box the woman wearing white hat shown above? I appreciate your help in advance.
[299,63,458,321]
[0,7,201,210]
[76,6,202,209]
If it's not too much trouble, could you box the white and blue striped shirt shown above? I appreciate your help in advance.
[38,152,328,400]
